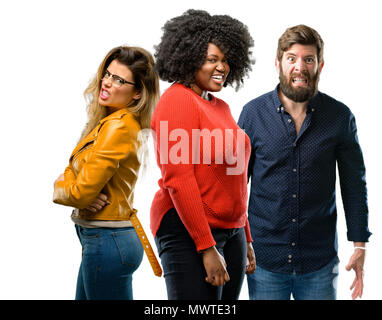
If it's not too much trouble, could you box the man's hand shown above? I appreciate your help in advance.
[345,242,366,300]
[85,193,110,213]
[246,242,256,274]
[201,246,230,286]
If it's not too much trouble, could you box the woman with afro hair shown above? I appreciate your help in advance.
[150,9,256,300]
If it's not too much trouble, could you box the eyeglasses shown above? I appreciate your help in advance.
[102,70,135,88]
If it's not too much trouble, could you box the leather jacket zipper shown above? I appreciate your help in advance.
[71,140,95,162]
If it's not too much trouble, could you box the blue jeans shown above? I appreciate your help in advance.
[247,256,339,300]
[155,209,247,300]
[75,225,143,300]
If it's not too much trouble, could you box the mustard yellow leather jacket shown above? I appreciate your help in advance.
[53,108,141,221]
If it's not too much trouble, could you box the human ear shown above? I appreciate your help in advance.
[275,57,281,74]
[133,90,141,100]
[318,61,324,74]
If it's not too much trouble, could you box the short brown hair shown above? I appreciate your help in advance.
[277,24,324,63]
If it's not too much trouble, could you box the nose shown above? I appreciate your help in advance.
[216,62,226,73]
[102,76,113,87]
[294,58,306,72]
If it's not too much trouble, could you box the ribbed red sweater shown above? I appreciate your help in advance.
[150,84,252,251]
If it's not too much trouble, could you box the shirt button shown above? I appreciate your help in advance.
[288,255,292,259]
[292,194,296,198]
[292,242,296,246]
[293,168,297,172]
[292,218,296,223]
[288,260,292,263]
[288,119,292,123]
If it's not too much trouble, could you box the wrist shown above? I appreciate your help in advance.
[198,245,215,255]
[354,242,366,251]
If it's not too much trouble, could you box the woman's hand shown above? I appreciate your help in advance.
[246,242,256,274]
[85,193,110,213]
[201,246,230,286]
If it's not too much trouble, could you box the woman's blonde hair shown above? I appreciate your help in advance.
[79,46,159,172]
[79,46,159,141]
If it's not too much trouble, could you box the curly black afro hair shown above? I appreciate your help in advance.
[154,9,254,90]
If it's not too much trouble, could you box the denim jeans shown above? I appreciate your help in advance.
[247,256,339,300]
[155,209,247,300]
[75,225,143,300]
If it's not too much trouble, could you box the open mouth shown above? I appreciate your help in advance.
[291,76,308,87]
[100,88,110,100]
[211,74,225,84]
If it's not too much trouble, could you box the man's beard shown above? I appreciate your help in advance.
[279,65,319,102]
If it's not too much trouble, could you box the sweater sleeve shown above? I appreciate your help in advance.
[53,118,137,209]
[244,218,253,242]
[238,105,254,243]
[152,89,216,251]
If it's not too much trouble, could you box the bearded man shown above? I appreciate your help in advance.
[238,25,371,300]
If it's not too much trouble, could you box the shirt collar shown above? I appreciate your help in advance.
[99,107,133,124]
[273,84,320,114]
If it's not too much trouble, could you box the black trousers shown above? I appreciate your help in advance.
[155,208,247,300]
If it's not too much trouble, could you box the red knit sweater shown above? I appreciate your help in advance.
[150,84,253,251]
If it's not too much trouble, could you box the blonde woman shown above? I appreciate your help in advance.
[53,46,160,300]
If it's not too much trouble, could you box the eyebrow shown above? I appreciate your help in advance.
[286,53,315,57]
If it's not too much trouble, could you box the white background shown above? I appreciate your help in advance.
[0,0,380,300]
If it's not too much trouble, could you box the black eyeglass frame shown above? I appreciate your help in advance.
[102,69,136,87]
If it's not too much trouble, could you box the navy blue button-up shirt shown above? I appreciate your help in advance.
[238,85,371,274]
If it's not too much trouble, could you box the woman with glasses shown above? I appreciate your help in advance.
[53,46,160,300]
[151,10,256,300]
